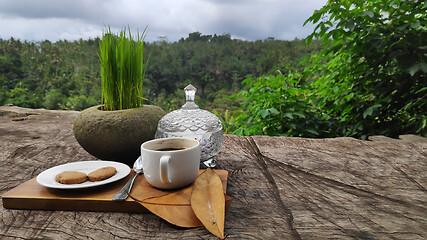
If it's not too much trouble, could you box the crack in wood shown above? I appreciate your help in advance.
[246,136,302,240]
[264,153,427,213]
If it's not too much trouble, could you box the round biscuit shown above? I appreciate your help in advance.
[88,167,117,182]
[56,171,87,184]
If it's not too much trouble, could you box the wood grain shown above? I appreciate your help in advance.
[1,105,426,239]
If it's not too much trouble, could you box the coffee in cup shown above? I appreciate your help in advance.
[141,137,200,189]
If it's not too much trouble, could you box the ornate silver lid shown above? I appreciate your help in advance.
[155,84,224,166]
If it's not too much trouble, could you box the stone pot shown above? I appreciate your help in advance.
[73,105,166,166]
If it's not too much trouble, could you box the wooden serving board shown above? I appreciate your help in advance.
[2,169,228,213]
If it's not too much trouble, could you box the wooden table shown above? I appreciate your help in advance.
[1,105,426,239]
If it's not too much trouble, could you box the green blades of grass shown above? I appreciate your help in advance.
[99,26,148,110]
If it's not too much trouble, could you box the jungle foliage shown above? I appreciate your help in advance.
[232,0,426,138]
[0,34,317,112]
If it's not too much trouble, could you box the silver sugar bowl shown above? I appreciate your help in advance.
[155,84,224,167]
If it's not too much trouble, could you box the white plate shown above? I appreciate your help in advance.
[36,160,131,189]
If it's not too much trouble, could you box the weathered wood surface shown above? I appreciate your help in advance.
[1,105,426,240]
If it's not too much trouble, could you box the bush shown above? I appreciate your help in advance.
[63,95,99,110]
[44,89,65,110]
[6,86,42,108]
[231,73,334,137]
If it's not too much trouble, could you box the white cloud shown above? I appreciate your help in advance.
[0,13,101,41]
[0,0,327,42]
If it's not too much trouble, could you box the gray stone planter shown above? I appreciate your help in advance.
[73,105,165,166]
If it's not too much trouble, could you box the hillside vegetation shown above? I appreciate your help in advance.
[0,34,317,111]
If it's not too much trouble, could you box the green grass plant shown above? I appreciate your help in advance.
[99,26,148,111]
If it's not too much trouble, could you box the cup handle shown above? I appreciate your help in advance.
[160,155,171,184]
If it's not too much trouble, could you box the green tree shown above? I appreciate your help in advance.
[0,38,25,105]
[304,0,426,138]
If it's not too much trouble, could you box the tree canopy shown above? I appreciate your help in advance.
[231,0,426,138]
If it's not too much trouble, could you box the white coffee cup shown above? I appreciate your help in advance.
[141,137,200,189]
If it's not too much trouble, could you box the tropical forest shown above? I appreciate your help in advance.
[0,0,425,139]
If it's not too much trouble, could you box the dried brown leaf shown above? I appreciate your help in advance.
[129,169,232,231]
[190,168,226,239]
[130,185,202,228]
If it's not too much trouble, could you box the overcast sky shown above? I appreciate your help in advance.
[0,0,327,43]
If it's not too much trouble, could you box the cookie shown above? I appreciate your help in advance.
[56,171,88,184]
[88,167,117,182]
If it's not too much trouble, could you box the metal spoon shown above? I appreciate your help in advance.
[112,156,143,201]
